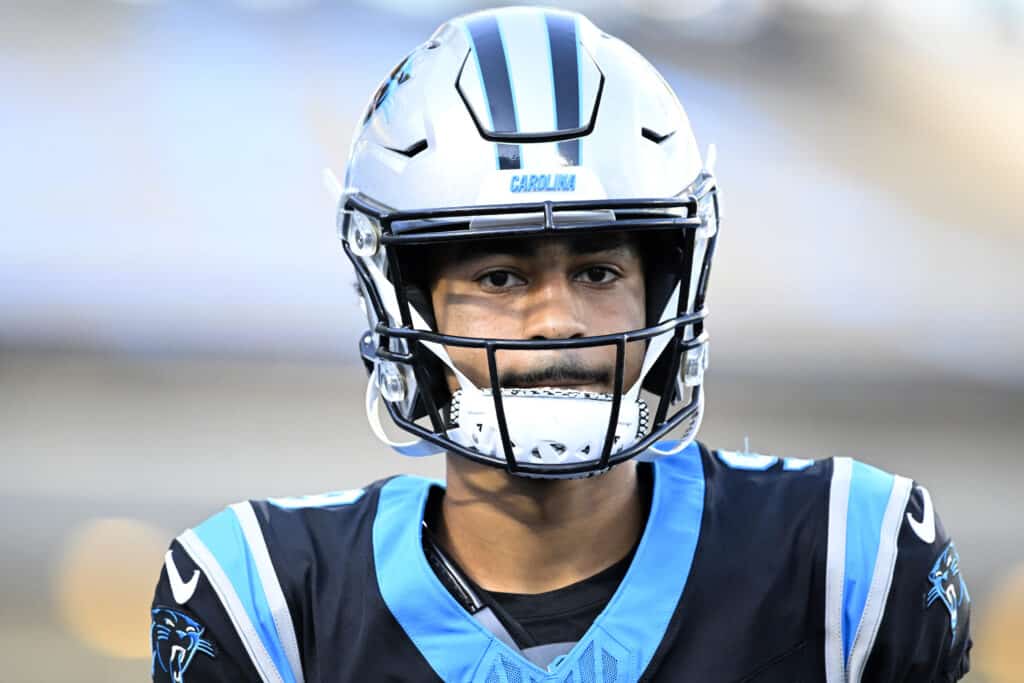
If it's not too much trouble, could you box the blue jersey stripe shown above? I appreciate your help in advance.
[192,508,297,683]
[373,477,492,682]
[842,460,895,665]
[599,441,705,676]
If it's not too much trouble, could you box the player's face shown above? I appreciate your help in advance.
[430,233,647,393]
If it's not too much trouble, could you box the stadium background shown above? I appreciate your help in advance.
[1,0,1021,680]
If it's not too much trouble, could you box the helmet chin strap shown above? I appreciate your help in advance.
[635,390,704,461]
[365,374,445,457]
[362,254,697,469]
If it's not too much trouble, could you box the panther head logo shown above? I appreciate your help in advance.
[925,542,970,644]
[151,607,216,683]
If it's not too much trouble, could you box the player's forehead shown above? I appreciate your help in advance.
[435,231,641,268]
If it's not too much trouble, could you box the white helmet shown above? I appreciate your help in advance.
[335,6,719,478]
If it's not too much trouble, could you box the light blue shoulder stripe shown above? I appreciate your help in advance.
[192,508,298,683]
[842,460,895,665]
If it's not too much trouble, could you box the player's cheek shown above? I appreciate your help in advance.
[444,346,490,388]
[584,284,646,335]
[624,342,647,387]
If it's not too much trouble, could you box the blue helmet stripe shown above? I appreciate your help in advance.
[544,12,581,165]
[462,14,521,170]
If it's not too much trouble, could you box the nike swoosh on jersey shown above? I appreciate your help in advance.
[165,549,201,604]
[906,485,936,544]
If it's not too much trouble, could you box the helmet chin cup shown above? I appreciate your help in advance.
[447,387,650,473]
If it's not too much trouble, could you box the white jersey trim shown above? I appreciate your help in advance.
[230,502,306,683]
[824,456,852,683]
[178,528,285,683]
[846,476,913,682]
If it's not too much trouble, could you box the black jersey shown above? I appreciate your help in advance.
[150,442,971,682]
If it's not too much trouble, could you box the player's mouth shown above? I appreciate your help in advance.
[507,380,608,393]
[499,364,612,393]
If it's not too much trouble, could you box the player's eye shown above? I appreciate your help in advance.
[185,626,196,632]
[574,266,619,285]
[164,619,175,627]
[477,270,526,290]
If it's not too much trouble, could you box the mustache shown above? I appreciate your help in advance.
[499,360,612,388]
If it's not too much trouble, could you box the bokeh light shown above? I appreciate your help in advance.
[54,518,168,660]
[976,562,1024,683]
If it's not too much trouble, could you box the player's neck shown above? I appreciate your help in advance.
[434,456,646,595]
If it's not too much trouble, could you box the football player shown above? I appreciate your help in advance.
[151,7,972,682]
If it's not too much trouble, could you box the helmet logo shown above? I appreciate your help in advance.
[509,173,576,193]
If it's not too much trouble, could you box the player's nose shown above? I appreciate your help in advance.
[522,274,587,341]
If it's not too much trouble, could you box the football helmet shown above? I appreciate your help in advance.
[332,7,720,478]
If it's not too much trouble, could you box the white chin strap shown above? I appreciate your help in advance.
[360,252,701,472]
[635,388,704,461]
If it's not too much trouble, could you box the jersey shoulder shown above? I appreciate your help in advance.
[805,453,971,682]
[693,444,971,682]
[856,475,972,682]
[695,441,835,512]
[150,475,406,683]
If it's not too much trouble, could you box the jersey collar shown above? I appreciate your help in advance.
[372,442,705,682]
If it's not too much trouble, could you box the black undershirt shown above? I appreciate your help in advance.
[467,546,635,648]
[422,465,652,649]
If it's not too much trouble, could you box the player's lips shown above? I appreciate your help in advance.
[503,381,608,392]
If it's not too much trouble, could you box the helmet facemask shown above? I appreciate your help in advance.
[342,173,719,478]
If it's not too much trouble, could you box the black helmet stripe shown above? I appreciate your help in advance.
[545,12,582,166]
[463,14,522,170]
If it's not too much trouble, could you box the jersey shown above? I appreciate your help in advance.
[149,442,972,682]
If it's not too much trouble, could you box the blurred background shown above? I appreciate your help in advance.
[1,0,1022,681]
